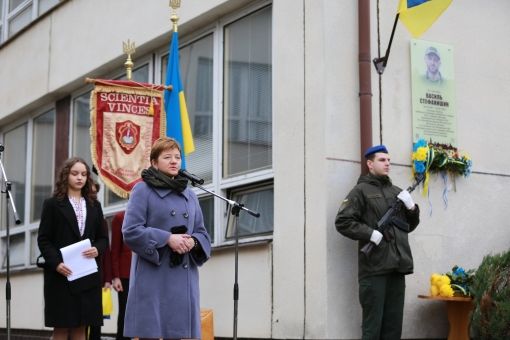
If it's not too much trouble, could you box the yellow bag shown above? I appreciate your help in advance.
[102,288,114,316]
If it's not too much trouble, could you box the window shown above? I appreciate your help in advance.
[8,4,31,37]
[0,108,55,269]
[38,0,58,15]
[158,4,273,244]
[0,0,61,44]
[198,196,214,243]
[223,6,273,178]
[72,93,92,166]
[1,123,27,231]
[29,230,39,265]
[31,109,55,222]
[2,233,24,268]
[0,0,3,43]
[9,0,24,11]
[225,183,274,238]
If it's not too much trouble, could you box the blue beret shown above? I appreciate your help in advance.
[364,145,388,158]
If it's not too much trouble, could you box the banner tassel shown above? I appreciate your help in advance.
[148,101,154,116]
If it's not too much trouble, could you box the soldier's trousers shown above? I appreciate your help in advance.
[359,272,406,340]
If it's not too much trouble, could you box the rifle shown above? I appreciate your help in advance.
[360,173,425,258]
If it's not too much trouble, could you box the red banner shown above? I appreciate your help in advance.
[90,79,168,198]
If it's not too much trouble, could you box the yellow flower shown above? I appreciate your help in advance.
[439,284,454,297]
[415,147,428,162]
[430,285,439,296]
[430,273,440,286]
[436,275,451,289]
[463,153,471,161]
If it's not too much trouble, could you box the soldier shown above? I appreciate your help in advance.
[335,145,420,340]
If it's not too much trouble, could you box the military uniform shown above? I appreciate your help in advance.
[335,172,420,340]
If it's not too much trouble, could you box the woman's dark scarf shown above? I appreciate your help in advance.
[141,166,188,192]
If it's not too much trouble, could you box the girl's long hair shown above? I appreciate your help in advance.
[52,157,97,203]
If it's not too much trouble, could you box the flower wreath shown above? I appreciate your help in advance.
[412,139,472,196]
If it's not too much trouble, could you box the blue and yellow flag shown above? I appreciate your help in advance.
[397,0,453,39]
[164,31,194,169]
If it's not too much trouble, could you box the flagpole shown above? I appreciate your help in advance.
[166,2,240,336]
[373,13,399,75]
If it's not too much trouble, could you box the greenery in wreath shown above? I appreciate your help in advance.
[412,139,472,196]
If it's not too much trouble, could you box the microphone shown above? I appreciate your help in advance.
[178,169,204,185]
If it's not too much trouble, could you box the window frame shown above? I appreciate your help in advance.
[217,2,274,246]
[0,102,56,271]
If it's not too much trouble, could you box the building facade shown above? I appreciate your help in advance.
[1,0,509,339]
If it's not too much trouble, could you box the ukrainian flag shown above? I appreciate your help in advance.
[164,31,194,169]
[397,0,453,39]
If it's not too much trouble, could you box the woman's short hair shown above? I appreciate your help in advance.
[150,137,182,163]
[52,157,97,203]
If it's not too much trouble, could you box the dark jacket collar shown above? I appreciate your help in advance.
[358,172,392,187]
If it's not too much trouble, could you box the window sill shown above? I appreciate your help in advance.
[0,265,40,275]
[211,239,272,252]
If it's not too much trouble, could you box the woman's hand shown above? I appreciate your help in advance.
[184,237,195,251]
[113,278,123,292]
[168,234,192,254]
[56,262,72,277]
[82,246,99,258]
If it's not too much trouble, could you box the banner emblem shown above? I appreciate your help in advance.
[116,120,140,154]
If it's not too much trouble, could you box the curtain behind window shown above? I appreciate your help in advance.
[223,6,273,178]
[31,109,55,222]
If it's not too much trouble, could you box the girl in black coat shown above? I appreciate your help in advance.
[38,157,108,340]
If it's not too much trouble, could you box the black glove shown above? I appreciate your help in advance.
[169,225,188,267]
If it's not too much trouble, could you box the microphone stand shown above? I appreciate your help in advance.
[0,143,22,340]
[188,179,259,340]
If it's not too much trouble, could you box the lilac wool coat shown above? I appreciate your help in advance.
[122,181,211,339]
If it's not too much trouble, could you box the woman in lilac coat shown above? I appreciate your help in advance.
[122,137,211,339]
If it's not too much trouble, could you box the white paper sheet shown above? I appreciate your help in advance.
[60,239,98,281]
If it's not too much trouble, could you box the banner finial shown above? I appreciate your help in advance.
[122,39,136,80]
